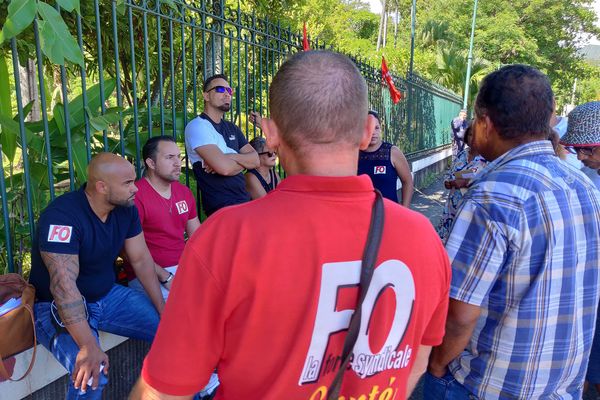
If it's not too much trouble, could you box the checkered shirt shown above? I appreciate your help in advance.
[446,140,600,399]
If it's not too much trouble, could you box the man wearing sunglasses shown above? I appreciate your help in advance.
[185,74,259,217]
[561,103,600,172]
[560,101,600,398]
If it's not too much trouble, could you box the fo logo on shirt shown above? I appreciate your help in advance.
[175,200,188,215]
[299,260,415,384]
[374,166,386,174]
[47,225,73,243]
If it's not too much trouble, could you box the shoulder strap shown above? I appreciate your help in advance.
[327,190,385,399]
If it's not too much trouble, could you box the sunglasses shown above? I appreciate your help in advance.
[565,146,597,156]
[206,85,234,95]
[259,151,276,157]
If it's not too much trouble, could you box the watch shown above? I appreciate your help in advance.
[160,272,174,285]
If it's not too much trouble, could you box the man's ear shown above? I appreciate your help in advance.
[483,115,495,139]
[262,118,281,151]
[359,114,376,151]
[95,180,108,195]
[145,157,155,171]
[202,90,209,103]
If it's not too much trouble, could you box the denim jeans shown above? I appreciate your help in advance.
[587,305,600,384]
[34,284,159,400]
[423,371,479,400]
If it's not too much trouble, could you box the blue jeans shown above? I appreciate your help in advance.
[34,284,159,400]
[587,305,600,384]
[423,371,478,400]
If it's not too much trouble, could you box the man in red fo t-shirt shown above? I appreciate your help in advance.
[130,50,451,400]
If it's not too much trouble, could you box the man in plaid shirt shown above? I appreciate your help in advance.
[426,65,600,399]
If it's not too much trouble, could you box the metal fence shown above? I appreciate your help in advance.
[0,0,461,274]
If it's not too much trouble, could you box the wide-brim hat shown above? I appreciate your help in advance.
[560,101,600,147]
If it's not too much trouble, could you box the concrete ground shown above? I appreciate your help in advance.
[407,175,599,400]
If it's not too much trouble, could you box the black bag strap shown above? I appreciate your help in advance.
[327,190,385,399]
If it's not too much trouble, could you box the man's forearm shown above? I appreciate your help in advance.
[230,152,259,169]
[428,321,476,375]
[134,260,165,314]
[153,262,170,282]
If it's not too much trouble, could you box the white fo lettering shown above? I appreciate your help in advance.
[299,260,416,385]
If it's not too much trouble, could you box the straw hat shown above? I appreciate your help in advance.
[560,101,600,147]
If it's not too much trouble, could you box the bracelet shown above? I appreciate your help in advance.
[159,272,174,285]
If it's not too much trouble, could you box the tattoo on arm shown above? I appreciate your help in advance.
[41,252,87,326]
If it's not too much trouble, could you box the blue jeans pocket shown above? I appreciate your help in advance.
[424,371,452,400]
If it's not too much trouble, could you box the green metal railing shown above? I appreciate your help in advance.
[0,0,461,274]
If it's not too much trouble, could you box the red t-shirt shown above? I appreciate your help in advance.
[142,175,450,399]
[124,178,197,279]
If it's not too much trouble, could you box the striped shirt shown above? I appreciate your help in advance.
[446,140,600,399]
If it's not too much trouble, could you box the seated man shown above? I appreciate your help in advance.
[184,74,259,216]
[125,136,200,299]
[29,153,164,399]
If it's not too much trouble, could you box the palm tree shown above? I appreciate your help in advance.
[429,45,490,108]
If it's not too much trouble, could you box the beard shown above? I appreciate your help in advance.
[108,194,135,208]
[218,104,231,112]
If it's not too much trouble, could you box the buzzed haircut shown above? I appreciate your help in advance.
[203,73,228,92]
[142,136,176,169]
[474,64,553,140]
[269,50,368,151]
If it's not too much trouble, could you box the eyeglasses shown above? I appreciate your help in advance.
[206,85,233,95]
[565,146,597,156]
[259,151,276,157]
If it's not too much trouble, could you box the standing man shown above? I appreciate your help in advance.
[29,153,164,399]
[358,110,413,206]
[184,74,259,217]
[427,66,600,399]
[451,109,468,156]
[560,101,600,397]
[131,51,450,399]
[125,136,200,299]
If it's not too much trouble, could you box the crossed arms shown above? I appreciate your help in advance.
[194,143,259,176]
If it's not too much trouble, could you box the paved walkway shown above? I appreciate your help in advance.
[407,176,598,400]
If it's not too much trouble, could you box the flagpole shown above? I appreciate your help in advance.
[463,0,478,109]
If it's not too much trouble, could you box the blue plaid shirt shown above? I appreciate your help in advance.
[446,141,600,399]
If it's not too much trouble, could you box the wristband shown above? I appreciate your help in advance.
[160,272,174,285]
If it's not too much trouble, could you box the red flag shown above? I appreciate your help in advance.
[381,56,402,104]
[302,22,310,51]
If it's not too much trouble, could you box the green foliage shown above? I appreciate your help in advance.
[0,0,37,44]
[0,0,83,67]
[0,53,12,117]
[36,2,83,66]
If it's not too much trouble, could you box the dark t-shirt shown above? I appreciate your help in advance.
[192,113,251,216]
[357,142,399,202]
[29,186,142,302]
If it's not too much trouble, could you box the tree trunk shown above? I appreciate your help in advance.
[376,0,386,51]
[383,9,388,48]
[18,59,40,121]
[394,9,400,48]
